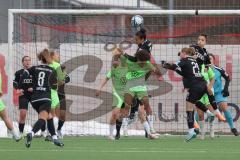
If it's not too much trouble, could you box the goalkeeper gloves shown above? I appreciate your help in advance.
[222,89,230,97]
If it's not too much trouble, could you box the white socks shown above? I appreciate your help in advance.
[199,120,205,136]
[10,128,20,139]
[206,110,212,116]
[122,118,128,130]
[143,121,151,135]
[109,124,115,136]
[52,135,58,140]
[189,128,195,133]
[53,116,59,130]
[214,109,220,115]
[147,115,154,131]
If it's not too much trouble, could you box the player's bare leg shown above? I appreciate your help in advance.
[108,108,121,140]
[0,109,21,141]
[141,97,158,139]
[205,105,215,138]
[144,103,156,134]
[219,102,239,136]
[196,108,205,140]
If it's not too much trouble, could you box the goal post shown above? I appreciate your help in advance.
[8,9,240,15]
[7,9,240,136]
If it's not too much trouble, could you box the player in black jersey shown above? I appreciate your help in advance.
[13,56,33,136]
[24,49,64,148]
[190,34,211,67]
[191,34,226,121]
[162,47,212,142]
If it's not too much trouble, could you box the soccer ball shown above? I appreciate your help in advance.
[131,15,144,31]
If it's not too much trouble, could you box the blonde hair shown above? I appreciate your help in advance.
[38,49,52,64]
[181,47,195,56]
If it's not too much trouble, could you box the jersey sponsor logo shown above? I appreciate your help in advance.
[23,79,32,84]
[197,53,204,60]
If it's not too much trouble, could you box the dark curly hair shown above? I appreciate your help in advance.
[135,49,150,62]
[135,28,147,40]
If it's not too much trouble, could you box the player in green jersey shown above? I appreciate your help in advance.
[96,58,128,140]
[113,48,162,139]
[49,51,69,139]
[0,69,21,141]
[196,64,215,139]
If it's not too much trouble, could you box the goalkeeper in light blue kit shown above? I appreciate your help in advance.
[209,54,239,136]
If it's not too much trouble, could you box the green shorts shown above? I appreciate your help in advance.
[112,91,124,108]
[199,93,210,106]
[127,86,148,100]
[51,89,60,109]
[0,99,6,112]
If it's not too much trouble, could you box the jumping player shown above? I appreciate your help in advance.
[191,34,225,121]
[114,48,162,139]
[120,28,157,136]
[162,47,214,141]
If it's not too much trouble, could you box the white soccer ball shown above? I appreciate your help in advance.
[131,15,144,31]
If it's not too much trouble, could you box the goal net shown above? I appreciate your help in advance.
[6,9,240,136]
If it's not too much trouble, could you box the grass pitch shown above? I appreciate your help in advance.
[0,136,240,160]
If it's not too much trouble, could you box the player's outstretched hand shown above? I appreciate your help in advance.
[28,88,33,92]
[161,60,170,69]
[112,48,123,56]
[222,89,230,97]
[96,90,101,97]
[17,89,24,96]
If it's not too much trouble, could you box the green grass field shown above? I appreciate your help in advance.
[0,136,240,160]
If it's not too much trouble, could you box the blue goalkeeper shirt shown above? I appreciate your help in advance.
[213,66,230,93]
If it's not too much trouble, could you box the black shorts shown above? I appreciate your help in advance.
[31,100,51,114]
[19,94,32,110]
[31,91,51,113]
[186,81,207,104]
[58,93,66,110]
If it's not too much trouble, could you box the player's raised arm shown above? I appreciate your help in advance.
[122,53,137,62]
[96,71,111,96]
[221,68,230,97]
[149,65,162,76]
[162,61,179,70]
